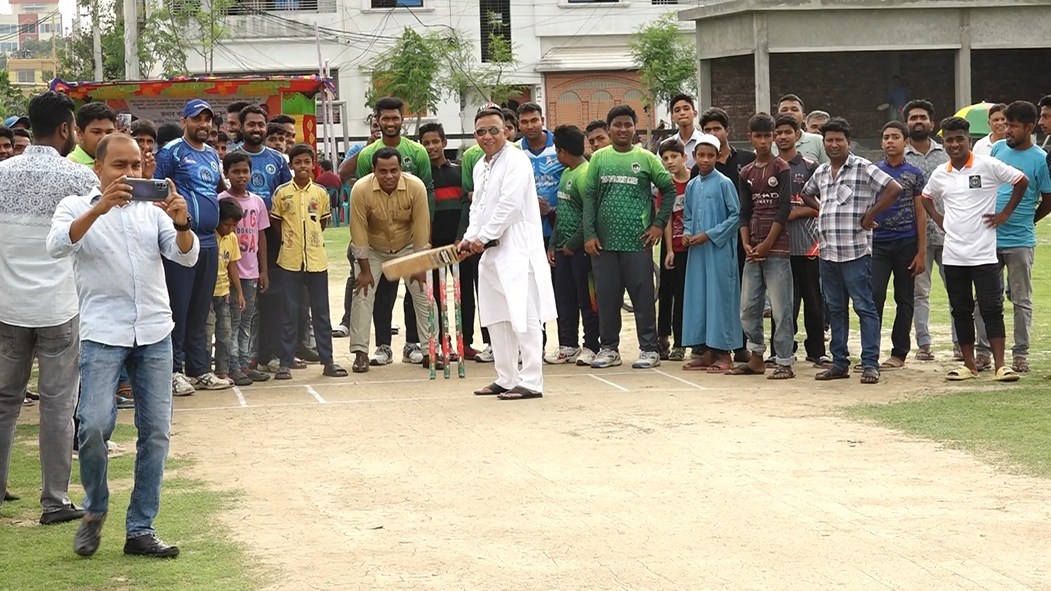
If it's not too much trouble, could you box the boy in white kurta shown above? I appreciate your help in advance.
[461,108,557,399]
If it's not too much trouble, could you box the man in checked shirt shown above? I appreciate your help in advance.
[800,118,902,385]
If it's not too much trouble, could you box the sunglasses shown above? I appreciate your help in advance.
[474,127,502,137]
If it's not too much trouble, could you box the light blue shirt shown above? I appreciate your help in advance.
[47,189,200,347]
[991,140,1051,248]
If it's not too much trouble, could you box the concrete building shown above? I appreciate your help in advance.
[177,0,694,143]
[679,0,1051,140]
[7,56,58,89]
[0,0,62,55]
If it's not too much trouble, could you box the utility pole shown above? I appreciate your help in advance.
[123,0,140,79]
[91,0,104,80]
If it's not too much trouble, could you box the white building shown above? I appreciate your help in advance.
[179,0,693,145]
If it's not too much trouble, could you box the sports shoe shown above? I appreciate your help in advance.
[116,394,135,409]
[391,321,400,335]
[544,346,581,364]
[668,347,686,361]
[124,533,180,558]
[590,348,622,369]
[332,324,349,338]
[73,514,106,557]
[193,372,232,391]
[402,343,423,364]
[370,344,394,366]
[576,348,597,366]
[172,373,195,397]
[475,345,494,363]
[632,351,661,369]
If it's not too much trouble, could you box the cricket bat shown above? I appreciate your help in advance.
[381,240,499,280]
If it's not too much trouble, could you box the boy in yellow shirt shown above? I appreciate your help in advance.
[270,143,348,379]
[214,198,246,385]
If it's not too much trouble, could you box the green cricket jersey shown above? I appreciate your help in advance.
[461,144,484,193]
[550,161,590,251]
[356,136,435,217]
[583,146,676,252]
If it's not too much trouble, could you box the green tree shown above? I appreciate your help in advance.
[0,73,31,116]
[153,0,236,76]
[445,14,521,108]
[629,13,697,138]
[367,28,447,132]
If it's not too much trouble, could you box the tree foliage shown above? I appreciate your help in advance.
[629,13,697,131]
[153,0,236,76]
[446,14,521,108]
[0,73,31,117]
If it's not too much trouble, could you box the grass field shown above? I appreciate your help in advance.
[0,425,260,591]
[850,224,1051,478]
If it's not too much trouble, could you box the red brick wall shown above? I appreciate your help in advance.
[710,50,957,141]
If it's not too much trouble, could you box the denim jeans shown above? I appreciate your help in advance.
[231,278,258,370]
[820,256,881,370]
[78,335,173,538]
[0,318,79,512]
[975,246,1034,358]
[740,257,796,365]
[211,296,233,375]
[871,237,917,360]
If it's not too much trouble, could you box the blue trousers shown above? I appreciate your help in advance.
[164,245,218,377]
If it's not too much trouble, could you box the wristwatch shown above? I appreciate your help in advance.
[174,216,193,232]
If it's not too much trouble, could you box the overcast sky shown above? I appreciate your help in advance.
[0,0,78,32]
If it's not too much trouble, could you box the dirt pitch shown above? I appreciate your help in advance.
[160,305,1051,591]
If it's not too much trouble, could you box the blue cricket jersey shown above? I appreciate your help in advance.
[154,138,221,248]
[234,145,292,209]
[519,130,565,238]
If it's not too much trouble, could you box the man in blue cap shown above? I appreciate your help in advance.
[154,99,229,394]
[3,116,30,131]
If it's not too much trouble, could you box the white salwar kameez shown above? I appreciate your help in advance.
[464,144,557,392]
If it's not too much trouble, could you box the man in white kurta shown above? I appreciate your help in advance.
[461,108,557,399]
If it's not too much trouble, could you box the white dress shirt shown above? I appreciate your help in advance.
[0,145,99,328]
[47,188,200,347]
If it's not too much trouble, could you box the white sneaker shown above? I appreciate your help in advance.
[402,343,423,364]
[544,346,581,365]
[391,321,400,335]
[576,348,597,366]
[172,372,195,396]
[332,324,349,338]
[475,345,494,363]
[590,348,622,369]
[370,344,393,366]
[632,351,661,369]
[265,358,281,373]
[194,372,232,390]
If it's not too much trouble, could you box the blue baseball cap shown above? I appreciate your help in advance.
[182,99,213,118]
[4,115,29,128]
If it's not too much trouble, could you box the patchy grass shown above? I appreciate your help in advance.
[0,424,262,591]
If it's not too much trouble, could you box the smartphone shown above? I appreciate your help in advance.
[127,178,169,201]
[117,112,132,130]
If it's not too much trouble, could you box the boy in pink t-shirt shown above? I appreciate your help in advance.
[220,152,271,383]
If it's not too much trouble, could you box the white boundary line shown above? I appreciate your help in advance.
[588,374,630,392]
[654,369,706,390]
[232,386,248,408]
[305,385,327,404]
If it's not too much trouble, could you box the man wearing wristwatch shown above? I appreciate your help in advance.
[48,134,199,559]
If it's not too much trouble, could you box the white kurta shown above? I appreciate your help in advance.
[464,144,557,334]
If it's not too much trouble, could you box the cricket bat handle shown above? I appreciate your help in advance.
[457,239,500,258]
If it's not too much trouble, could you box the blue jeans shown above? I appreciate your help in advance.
[820,256,881,370]
[211,296,233,375]
[231,278,258,370]
[740,257,795,365]
[78,335,173,538]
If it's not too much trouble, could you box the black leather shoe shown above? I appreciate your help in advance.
[73,514,106,557]
[124,534,180,558]
[296,347,321,363]
[40,503,85,525]
[4,491,19,502]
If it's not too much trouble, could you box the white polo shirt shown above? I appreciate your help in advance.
[921,153,1025,266]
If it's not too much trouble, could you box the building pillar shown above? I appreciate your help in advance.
[753,13,771,114]
[955,8,972,109]
[698,58,713,110]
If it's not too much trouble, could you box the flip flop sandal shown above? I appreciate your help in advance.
[474,383,509,396]
[274,368,292,380]
[879,359,905,370]
[682,360,711,372]
[497,386,543,400]
[994,367,1021,383]
[324,364,348,377]
[1012,357,1030,373]
[915,348,935,361]
[811,356,833,369]
[724,364,763,376]
[945,368,978,381]
[705,363,733,373]
[767,366,795,380]
[815,366,850,381]
[860,367,880,384]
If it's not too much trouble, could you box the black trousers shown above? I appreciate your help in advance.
[277,269,334,367]
[871,237,917,359]
[657,247,688,347]
[944,264,1004,345]
[553,249,600,352]
[791,255,826,359]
